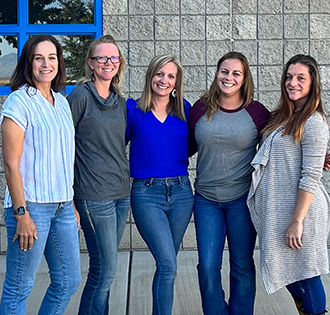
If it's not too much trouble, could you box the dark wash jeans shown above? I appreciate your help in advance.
[75,196,130,315]
[287,275,326,314]
[131,176,194,315]
[194,191,256,315]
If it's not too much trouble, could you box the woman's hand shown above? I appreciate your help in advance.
[14,212,38,251]
[285,222,303,250]
[73,201,81,231]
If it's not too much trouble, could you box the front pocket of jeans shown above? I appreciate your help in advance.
[133,181,152,192]
[179,178,192,190]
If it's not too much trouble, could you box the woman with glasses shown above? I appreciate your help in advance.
[67,35,130,315]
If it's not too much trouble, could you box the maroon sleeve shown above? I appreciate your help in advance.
[245,101,270,136]
[188,100,207,157]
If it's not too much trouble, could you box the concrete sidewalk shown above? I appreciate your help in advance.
[0,250,329,314]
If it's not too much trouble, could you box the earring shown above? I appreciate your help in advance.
[114,74,120,84]
[171,88,176,98]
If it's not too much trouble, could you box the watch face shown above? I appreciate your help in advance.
[14,206,27,215]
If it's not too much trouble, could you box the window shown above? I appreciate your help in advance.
[0,0,102,95]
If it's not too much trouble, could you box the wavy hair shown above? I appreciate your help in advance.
[263,54,324,143]
[10,35,66,92]
[201,51,254,121]
[138,54,186,120]
[79,35,126,96]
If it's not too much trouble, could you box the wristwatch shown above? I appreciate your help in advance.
[13,206,28,216]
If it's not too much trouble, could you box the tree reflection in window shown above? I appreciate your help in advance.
[59,35,94,83]
[29,0,94,24]
[0,0,95,84]
[0,2,18,55]
[0,36,17,86]
[0,1,17,24]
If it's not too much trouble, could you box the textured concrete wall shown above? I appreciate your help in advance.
[1,0,330,252]
[104,0,330,251]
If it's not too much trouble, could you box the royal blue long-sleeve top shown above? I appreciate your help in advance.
[126,98,191,179]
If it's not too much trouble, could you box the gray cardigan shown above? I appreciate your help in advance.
[248,113,330,293]
[67,81,130,201]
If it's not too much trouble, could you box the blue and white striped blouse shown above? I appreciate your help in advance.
[1,84,75,207]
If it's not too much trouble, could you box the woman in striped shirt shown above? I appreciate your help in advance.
[0,35,81,314]
[248,55,329,315]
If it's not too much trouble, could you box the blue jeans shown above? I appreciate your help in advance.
[74,196,130,315]
[194,192,256,315]
[287,276,326,314]
[131,176,194,315]
[0,201,81,315]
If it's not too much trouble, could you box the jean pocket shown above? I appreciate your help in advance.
[179,177,192,190]
[132,180,152,192]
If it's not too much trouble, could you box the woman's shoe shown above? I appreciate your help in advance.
[298,308,329,315]
[294,298,305,315]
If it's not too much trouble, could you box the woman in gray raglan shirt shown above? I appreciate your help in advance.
[67,35,130,315]
[188,52,270,315]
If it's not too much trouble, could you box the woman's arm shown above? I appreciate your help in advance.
[286,114,328,250]
[323,152,330,171]
[187,100,206,157]
[2,117,37,251]
[286,189,314,250]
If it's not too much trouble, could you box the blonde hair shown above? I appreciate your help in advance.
[78,35,126,96]
[263,54,325,143]
[201,51,254,121]
[138,54,186,120]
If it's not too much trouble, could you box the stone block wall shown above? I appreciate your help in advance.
[1,0,330,252]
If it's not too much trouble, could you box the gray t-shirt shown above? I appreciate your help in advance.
[67,81,130,201]
[193,101,269,202]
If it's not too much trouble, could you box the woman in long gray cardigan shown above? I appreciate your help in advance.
[248,54,329,315]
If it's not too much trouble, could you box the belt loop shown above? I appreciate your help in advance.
[149,178,153,186]
[178,176,182,185]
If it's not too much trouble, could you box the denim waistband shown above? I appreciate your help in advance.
[133,175,189,185]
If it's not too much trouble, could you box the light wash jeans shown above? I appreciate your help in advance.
[0,201,81,315]
[131,176,194,315]
[74,196,130,315]
[194,192,256,315]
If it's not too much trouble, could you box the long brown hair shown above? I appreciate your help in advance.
[79,35,126,96]
[263,54,324,142]
[138,54,186,121]
[10,35,66,92]
[201,51,254,121]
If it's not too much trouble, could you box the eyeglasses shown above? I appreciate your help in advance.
[90,56,121,64]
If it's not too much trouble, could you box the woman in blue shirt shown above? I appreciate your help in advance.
[126,54,194,315]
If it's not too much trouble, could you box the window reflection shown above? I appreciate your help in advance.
[55,35,94,83]
[29,0,94,24]
[0,1,17,24]
[0,36,18,86]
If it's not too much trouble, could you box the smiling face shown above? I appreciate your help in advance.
[151,62,177,98]
[87,43,120,83]
[32,40,58,89]
[216,58,244,98]
[285,63,312,108]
